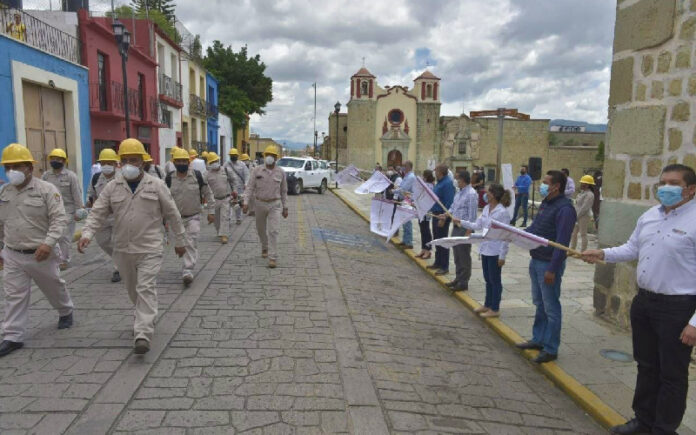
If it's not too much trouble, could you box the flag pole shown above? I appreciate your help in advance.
[547,240,605,264]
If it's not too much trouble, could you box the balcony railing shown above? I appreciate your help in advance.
[159,73,182,103]
[191,140,208,153]
[111,81,142,119]
[189,93,207,118]
[1,8,80,64]
[89,82,109,111]
[206,100,218,119]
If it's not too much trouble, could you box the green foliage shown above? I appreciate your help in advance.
[203,41,273,127]
[548,133,559,146]
[130,0,176,22]
[595,141,605,162]
[107,6,179,42]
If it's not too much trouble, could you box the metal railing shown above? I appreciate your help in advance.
[89,82,109,111]
[111,81,142,119]
[189,93,207,117]
[191,140,208,153]
[158,73,182,103]
[206,99,218,119]
[0,7,81,64]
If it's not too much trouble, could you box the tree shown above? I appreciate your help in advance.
[595,141,605,162]
[130,0,176,22]
[107,6,179,42]
[203,41,273,128]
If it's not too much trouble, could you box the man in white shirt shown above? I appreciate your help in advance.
[562,168,575,198]
[583,164,696,435]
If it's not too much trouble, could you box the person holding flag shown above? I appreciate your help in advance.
[426,165,455,275]
[394,161,416,249]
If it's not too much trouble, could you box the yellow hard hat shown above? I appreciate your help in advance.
[229,148,239,156]
[201,151,209,159]
[263,145,279,157]
[580,174,595,185]
[1,143,36,165]
[188,148,198,157]
[172,147,190,161]
[118,138,147,157]
[143,153,154,163]
[207,152,220,164]
[240,153,250,161]
[48,148,68,160]
[98,148,120,162]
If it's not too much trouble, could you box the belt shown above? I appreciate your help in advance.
[182,213,199,219]
[215,195,231,200]
[256,198,280,203]
[638,288,696,301]
[6,246,37,254]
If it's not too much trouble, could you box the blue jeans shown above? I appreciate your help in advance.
[402,220,413,246]
[481,255,503,311]
[529,258,566,355]
[511,193,529,225]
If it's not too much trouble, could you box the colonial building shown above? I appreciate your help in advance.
[155,24,183,165]
[206,72,219,154]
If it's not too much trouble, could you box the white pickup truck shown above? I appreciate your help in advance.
[277,157,330,195]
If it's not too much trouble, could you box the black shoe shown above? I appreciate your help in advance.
[610,418,651,434]
[452,287,468,292]
[0,340,23,357]
[509,219,517,226]
[425,264,439,270]
[111,270,121,283]
[516,341,543,350]
[445,281,458,288]
[533,351,558,363]
[434,269,449,276]
[134,339,150,355]
[58,313,73,329]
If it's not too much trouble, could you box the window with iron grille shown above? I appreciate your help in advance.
[94,140,118,158]
[137,73,145,119]
[97,52,107,111]
[162,108,172,128]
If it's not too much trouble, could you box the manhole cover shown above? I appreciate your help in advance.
[600,349,633,362]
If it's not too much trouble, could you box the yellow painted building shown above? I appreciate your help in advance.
[181,53,207,153]
[247,134,283,162]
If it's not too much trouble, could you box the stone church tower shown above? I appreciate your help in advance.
[345,67,442,171]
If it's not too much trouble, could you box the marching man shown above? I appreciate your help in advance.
[144,153,164,179]
[42,148,84,270]
[240,153,255,216]
[166,147,215,286]
[225,148,249,225]
[0,144,73,358]
[205,152,235,244]
[78,138,186,354]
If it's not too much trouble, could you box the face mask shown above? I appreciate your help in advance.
[209,163,220,170]
[520,170,526,175]
[656,185,684,207]
[483,193,489,203]
[121,164,141,181]
[50,160,64,170]
[101,165,115,175]
[264,156,275,166]
[7,169,26,186]
[175,164,189,173]
[539,183,549,197]
[387,171,395,176]
[231,157,238,162]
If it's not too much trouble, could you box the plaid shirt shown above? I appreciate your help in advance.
[449,185,478,222]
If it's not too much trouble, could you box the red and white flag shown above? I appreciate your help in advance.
[335,165,363,186]
[355,171,392,194]
[369,198,393,237]
[411,176,438,221]
[385,205,417,241]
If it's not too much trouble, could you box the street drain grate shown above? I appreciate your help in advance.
[600,349,633,362]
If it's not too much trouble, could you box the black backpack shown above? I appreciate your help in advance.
[165,170,206,201]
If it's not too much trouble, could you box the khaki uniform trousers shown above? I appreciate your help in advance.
[255,199,281,260]
[570,214,591,252]
[57,218,76,264]
[2,247,74,342]
[234,187,245,221]
[182,215,200,277]
[214,199,231,237]
[112,251,162,343]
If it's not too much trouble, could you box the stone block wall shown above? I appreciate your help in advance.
[345,101,375,170]
[594,0,696,328]
[415,103,442,171]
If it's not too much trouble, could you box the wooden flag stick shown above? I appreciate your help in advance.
[547,240,605,265]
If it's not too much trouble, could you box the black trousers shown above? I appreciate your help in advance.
[419,219,432,251]
[431,216,451,271]
[631,289,696,434]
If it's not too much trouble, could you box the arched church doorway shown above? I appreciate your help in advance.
[387,149,402,167]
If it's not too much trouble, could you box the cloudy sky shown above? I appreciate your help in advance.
[165,0,616,144]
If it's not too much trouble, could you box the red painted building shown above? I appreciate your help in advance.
[78,9,161,162]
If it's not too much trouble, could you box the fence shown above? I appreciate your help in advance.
[158,72,182,102]
[189,93,207,118]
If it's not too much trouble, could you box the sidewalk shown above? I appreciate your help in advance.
[332,187,696,434]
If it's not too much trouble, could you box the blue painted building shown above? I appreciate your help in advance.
[206,72,219,154]
[0,27,91,193]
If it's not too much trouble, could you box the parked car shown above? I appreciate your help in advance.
[276,157,330,195]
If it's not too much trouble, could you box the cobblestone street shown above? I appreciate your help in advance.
[0,192,601,434]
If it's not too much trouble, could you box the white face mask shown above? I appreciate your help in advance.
[209,163,220,170]
[101,165,115,175]
[121,164,141,181]
[264,156,275,166]
[7,169,26,186]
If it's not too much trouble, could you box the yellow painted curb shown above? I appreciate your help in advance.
[330,187,625,430]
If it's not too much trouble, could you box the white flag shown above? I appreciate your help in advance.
[487,220,549,250]
[335,165,363,186]
[411,176,437,221]
[355,171,392,194]
[386,205,417,241]
[370,198,393,237]
[501,163,516,219]
[428,233,488,249]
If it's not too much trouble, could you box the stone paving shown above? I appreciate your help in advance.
[0,192,602,433]
[334,186,696,435]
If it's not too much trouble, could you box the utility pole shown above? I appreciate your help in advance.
[496,107,505,183]
[313,82,317,158]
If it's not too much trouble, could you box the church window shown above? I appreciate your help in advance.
[426,84,433,98]
[361,80,369,96]
[388,109,404,125]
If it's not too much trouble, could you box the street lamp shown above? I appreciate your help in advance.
[334,101,341,188]
[112,19,132,138]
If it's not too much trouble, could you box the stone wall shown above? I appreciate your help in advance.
[550,131,605,148]
[594,0,696,329]
[328,113,348,166]
[415,103,441,170]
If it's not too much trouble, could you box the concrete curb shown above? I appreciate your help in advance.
[329,187,625,430]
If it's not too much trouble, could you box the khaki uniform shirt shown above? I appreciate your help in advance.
[574,189,595,218]
[42,168,84,215]
[244,165,288,208]
[86,171,118,226]
[224,161,249,192]
[0,176,68,250]
[207,168,233,199]
[147,165,164,179]
[168,169,215,217]
[82,173,186,253]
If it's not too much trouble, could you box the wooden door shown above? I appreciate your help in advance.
[387,149,402,168]
[22,82,66,176]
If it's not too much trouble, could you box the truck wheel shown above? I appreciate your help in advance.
[317,179,327,194]
[293,179,303,195]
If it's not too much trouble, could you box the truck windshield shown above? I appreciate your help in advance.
[277,158,304,168]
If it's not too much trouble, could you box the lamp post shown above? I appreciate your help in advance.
[334,101,341,188]
[112,19,131,138]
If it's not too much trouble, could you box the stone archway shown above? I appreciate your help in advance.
[387,149,402,167]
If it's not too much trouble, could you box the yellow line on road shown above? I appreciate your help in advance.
[296,195,306,249]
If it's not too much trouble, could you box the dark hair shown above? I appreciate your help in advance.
[404,160,413,170]
[456,170,471,184]
[662,164,696,186]
[561,168,570,176]
[488,183,511,207]
[422,169,435,183]
[547,170,567,193]
[435,164,448,176]
[521,165,528,170]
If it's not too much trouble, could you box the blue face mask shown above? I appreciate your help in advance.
[175,164,189,173]
[539,183,549,197]
[483,193,489,203]
[656,185,683,207]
